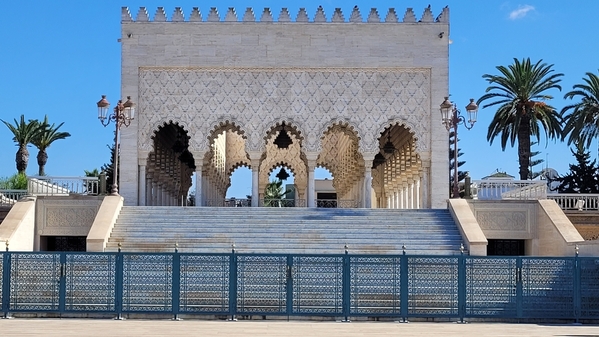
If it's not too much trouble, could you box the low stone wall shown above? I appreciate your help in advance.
[466,199,586,256]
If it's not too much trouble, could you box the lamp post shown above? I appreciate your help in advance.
[440,97,478,198]
[96,95,135,195]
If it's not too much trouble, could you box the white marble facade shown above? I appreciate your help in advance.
[118,6,450,208]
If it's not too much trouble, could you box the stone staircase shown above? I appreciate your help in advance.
[106,207,465,255]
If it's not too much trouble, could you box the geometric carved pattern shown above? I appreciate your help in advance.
[37,199,101,236]
[139,67,431,155]
[476,210,528,231]
[259,133,307,196]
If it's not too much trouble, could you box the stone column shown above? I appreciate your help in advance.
[138,163,146,206]
[151,180,157,206]
[249,151,261,207]
[415,179,421,209]
[146,176,153,206]
[409,181,415,209]
[363,161,373,209]
[421,159,431,209]
[306,152,318,208]
[195,164,203,207]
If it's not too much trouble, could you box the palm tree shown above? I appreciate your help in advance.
[1,115,42,174]
[477,58,563,180]
[264,179,288,207]
[561,71,599,148]
[31,115,71,176]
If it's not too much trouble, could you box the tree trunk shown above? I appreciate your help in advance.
[16,144,29,174]
[37,150,48,176]
[517,116,532,180]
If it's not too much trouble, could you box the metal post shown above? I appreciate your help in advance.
[573,245,581,323]
[342,244,350,322]
[58,253,67,315]
[228,244,237,321]
[400,246,408,323]
[285,255,293,319]
[172,243,181,320]
[111,112,120,195]
[115,244,124,320]
[515,257,523,319]
[457,246,466,323]
[2,251,11,319]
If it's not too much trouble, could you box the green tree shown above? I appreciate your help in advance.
[1,115,42,174]
[31,115,71,176]
[100,141,116,190]
[0,173,28,190]
[561,71,599,148]
[263,179,288,207]
[528,142,545,180]
[477,58,563,180]
[553,144,599,193]
[449,131,466,197]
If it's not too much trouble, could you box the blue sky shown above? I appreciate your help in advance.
[1,1,597,198]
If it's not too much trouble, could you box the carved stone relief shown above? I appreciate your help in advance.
[138,67,431,155]
[36,198,102,236]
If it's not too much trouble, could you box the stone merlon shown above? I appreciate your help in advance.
[121,6,449,23]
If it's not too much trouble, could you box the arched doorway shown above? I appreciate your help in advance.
[372,123,422,209]
[145,122,195,206]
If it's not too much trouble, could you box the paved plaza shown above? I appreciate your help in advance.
[1,319,598,337]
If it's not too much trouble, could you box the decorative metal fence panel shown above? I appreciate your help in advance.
[521,257,575,319]
[408,256,459,317]
[578,257,599,319]
[179,254,229,314]
[65,253,116,312]
[9,253,61,312]
[465,257,517,317]
[292,255,344,316]
[236,255,287,315]
[122,253,173,313]
[349,256,401,317]
[1,251,598,322]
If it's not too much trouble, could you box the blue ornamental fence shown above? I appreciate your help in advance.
[1,250,598,321]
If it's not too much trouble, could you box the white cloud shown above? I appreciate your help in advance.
[509,5,535,20]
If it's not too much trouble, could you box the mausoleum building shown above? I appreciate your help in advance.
[118,5,451,209]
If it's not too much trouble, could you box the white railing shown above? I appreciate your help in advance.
[472,180,547,200]
[27,176,100,196]
[547,194,599,211]
[0,189,28,206]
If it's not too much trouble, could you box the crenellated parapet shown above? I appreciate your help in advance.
[121,5,449,23]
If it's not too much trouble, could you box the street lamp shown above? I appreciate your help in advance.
[96,95,135,195]
[440,97,478,198]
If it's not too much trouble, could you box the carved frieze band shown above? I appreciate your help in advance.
[138,67,431,154]
[476,210,529,232]
[36,200,100,236]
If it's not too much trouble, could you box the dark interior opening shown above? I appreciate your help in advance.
[487,239,525,256]
[41,236,87,252]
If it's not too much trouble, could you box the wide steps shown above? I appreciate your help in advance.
[107,207,465,255]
